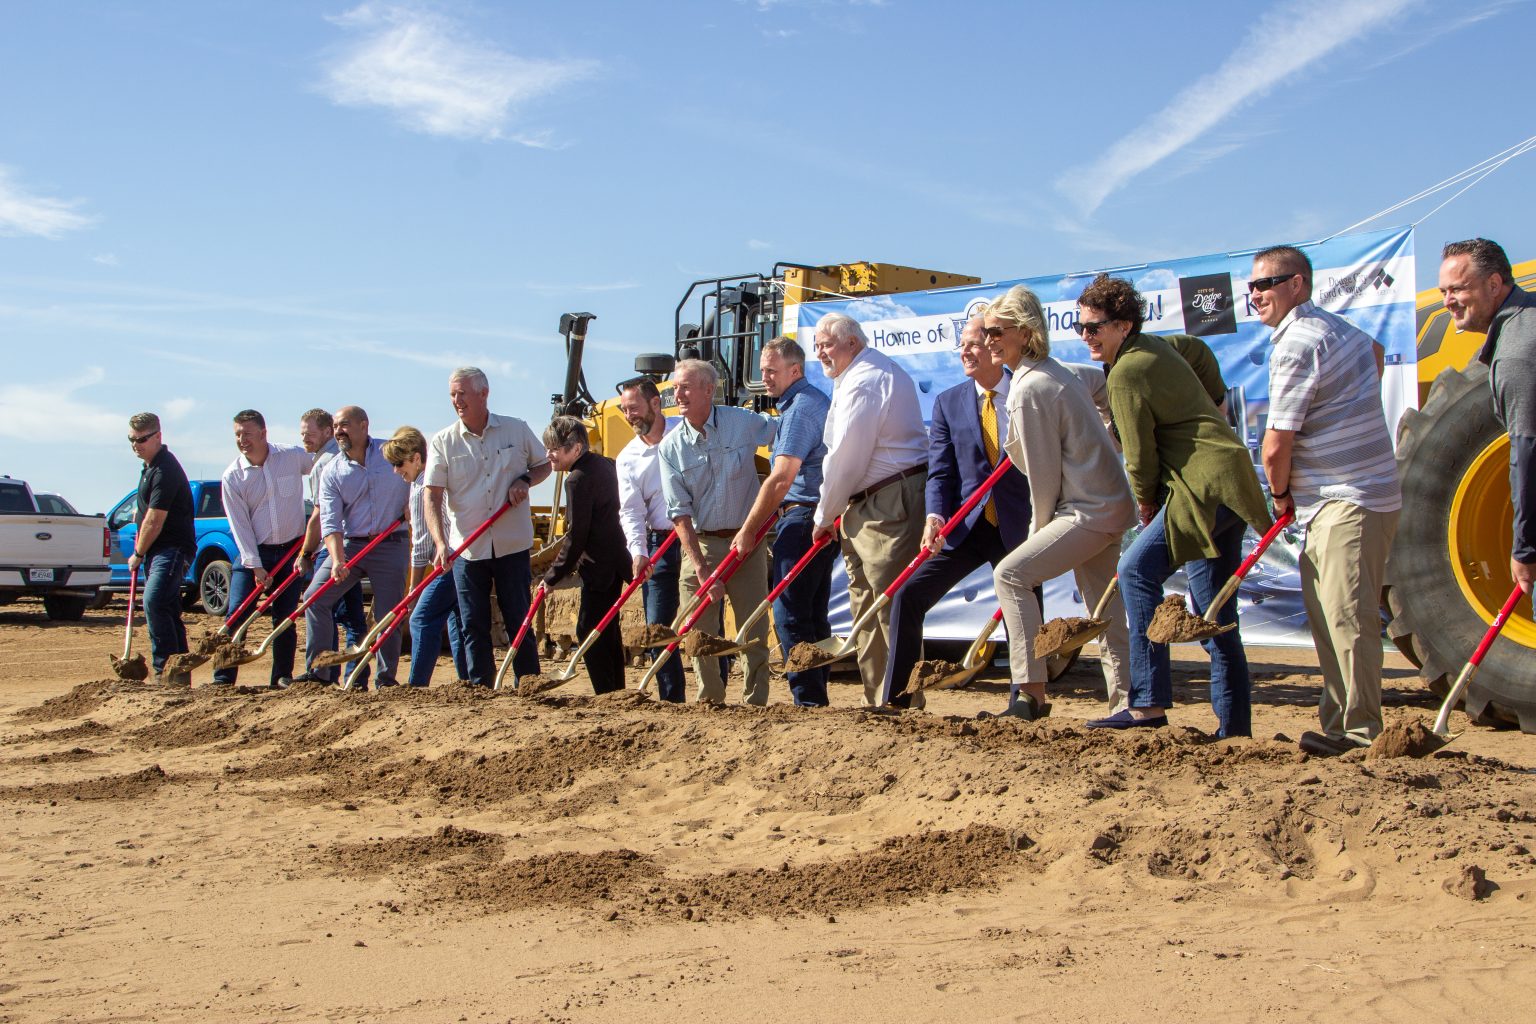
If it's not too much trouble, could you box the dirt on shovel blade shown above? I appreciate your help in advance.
[110,653,148,681]
[1034,617,1105,659]
[681,631,738,658]
[311,648,361,669]
[1365,718,1448,760]
[512,674,561,696]
[161,652,207,676]
[783,642,837,673]
[910,659,966,691]
[1145,595,1229,644]
[626,623,678,648]
[193,631,230,656]
[210,644,251,671]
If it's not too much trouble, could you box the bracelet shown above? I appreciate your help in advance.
[1271,489,1290,501]
[518,474,532,486]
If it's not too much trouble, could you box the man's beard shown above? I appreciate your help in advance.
[629,414,654,437]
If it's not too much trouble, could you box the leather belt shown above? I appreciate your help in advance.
[848,465,924,505]
[345,531,401,543]
[780,501,816,512]
[699,528,739,538]
[647,529,671,544]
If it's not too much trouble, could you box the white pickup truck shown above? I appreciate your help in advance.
[0,476,110,620]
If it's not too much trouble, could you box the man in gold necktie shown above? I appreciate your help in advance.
[881,316,1036,709]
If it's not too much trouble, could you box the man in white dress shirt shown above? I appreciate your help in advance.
[810,312,929,706]
[424,367,551,688]
[615,377,685,702]
[213,409,313,688]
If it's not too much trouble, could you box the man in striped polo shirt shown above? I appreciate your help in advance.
[1252,245,1402,757]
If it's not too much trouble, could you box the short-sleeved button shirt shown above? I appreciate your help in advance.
[658,405,776,531]
[424,413,548,559]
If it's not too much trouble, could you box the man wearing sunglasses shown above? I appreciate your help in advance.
[127,412,195,684]
[1253,245,1400,758]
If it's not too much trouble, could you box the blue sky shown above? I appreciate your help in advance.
[2,0,1533,514]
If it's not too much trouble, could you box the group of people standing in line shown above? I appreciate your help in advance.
[124,236,1531,757]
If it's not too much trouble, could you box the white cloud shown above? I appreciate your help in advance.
[0,367,123,445]
[320,2,597,143]
[162,398,197,421]
[0,166,95,239]
[326,337,525,382]
[523,280,638,294]
[91,253,119,267]
[1055,0,1416,216]
[747,238,773,251]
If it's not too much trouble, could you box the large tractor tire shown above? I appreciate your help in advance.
[1386,362,1536,731]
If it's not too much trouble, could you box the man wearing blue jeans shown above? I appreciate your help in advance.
[126,412,195,684]
[296,409,368,685]
[424,368,551,688]
[1118,504,1250,736]
[616,379,684,701]
[732,337,833,706]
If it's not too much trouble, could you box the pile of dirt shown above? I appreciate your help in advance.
[323,825,506,877]
[910,659,966,691]
[626,623,677,648]
[1034,617,1104,658]
[1146,596,1228,644]
[428,849,658,914]
[1445,863,1496,900]
[110,653,148,682]
[681,630,738,658]
[784,642,835,673]
[0,764,168,802]
[1366,717,1447,759]
[13,680,121,723]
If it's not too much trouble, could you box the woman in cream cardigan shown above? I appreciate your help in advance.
[983,285,1137,721]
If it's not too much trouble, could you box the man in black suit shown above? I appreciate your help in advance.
[882,318,1033,709]
[542,416,632,694]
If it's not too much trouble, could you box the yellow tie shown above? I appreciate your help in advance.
[981,389,1000,526]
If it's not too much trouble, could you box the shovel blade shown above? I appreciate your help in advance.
[782,637,853,673]
[110,653,149,681]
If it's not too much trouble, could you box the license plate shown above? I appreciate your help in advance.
[28,569,54,583]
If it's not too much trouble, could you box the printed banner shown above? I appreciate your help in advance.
[792,226,1417,646]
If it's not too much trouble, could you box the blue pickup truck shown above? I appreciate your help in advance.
[104,480,238,616]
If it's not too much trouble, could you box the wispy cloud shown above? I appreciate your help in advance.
[747,238,773,251]
[0,165,95,239]
[0,368,122,445]
[522,280,638,294]
[319,2,597,144]
[91,253,119,267]
[325,337,525,382]
[1056,0,1416,216]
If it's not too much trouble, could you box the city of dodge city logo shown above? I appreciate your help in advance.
[1179,273,1237,336]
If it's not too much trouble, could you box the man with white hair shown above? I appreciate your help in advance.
[657,358,777,704]
[810,313,929,706]
[424,367,551,688]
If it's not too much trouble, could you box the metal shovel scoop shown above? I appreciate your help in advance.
[1034,576,1120,660]
[110,567,148,681]
[1145,512,1294,644]
[912,608,1004,691]
[1417,583,1526,750]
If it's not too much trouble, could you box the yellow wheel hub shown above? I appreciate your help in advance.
[1449,435,1536,645]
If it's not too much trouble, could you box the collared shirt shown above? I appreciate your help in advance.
[309,438,339,507]
[616,419,678,560]
[972,372,1012,453]
[318,436,410,540]
[1479,284,1536,561]
[773,376,830,505]
[1268,300,1401,524]
[424,412,548,560]
[407,478,452,569]
[136,446,195,557]
[658,405,776,531]
[814,346,928,529]
[221,442,313,568]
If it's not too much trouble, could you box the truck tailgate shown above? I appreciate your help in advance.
[0,516,109,583]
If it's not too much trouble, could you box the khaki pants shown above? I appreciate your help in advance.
[1300,501,1400,745]
[994,516,1127,709]
[681,534,771,705]
[842,471,926,706]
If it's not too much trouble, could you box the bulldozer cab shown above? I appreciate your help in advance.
[673,272,782,411]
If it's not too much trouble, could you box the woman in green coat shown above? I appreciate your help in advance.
[1075,274,1272,738]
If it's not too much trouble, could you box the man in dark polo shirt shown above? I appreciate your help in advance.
[127,412,196,684]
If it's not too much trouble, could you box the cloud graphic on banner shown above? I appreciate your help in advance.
[846,295,918,321]
[320,3,597,144]
[1135,268,1178,292]
[1055,0,1413,215]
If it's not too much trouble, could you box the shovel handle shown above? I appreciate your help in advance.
[557,530,680,679]
[732,520,840,643]
[1200,512,1294,623]
[881,458,1012,601]
[1433,584,1524,734]
[494,583,549,691]
[669,514,778,647]
[122,567,139,660]
[221,537,305,629]
[284,518,406,623]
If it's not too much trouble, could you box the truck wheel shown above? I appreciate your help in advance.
[1386,363,1536,732]
[43,594,90,621]
[198,559,233,617]
[86,589,113,611]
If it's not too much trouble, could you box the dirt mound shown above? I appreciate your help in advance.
[1366,717,1446,759]
[1445,863,1496,900]
[429,849,658,914]
[1146,596,1229,644]
[682,630,738,658]
[0,764,168,802]
[910,659,965,691]
[10,746,102,765]
[13,680,123,723]
[1035,617,1103,658]
[324,825,506,877]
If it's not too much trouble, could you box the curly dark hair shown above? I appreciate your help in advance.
[1076,274,1144,337]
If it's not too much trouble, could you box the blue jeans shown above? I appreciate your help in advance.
[213,541,302,685]
[771,506,837,706]
[308,549,367,682]
[304,535,408,686]
[1118,504,1251,737]
[643,533,685,703]
[454,550,539,687]
[141,548,188,674]
[407,571,468,687]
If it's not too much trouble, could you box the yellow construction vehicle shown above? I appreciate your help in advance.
[1388,258,1536,731]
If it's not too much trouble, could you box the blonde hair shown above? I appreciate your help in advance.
[382,425,426,466]
[987,285,1050,361]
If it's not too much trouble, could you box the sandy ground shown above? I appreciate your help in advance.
[2,603,1535,1023]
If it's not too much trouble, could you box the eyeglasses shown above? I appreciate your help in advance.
[980,326,1010,340]
[1072,318,1115,337]
[128,431,159,445]
[1248,273,1298,293]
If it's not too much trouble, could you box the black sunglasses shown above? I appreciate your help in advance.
[1073,318,1115,337]
[128,431,159,444]
[1248,273,1298,293]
